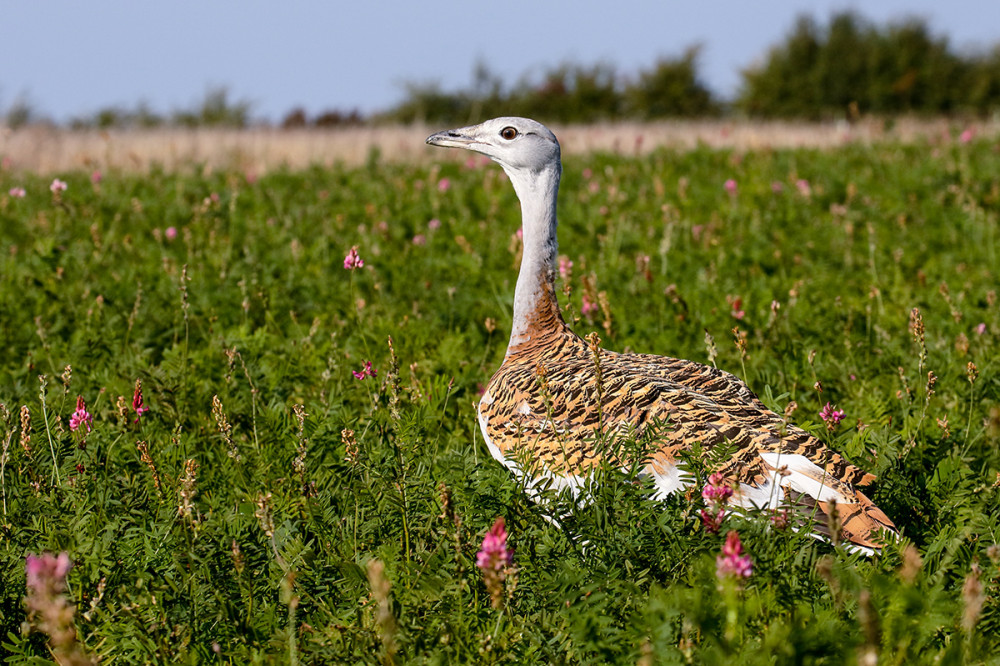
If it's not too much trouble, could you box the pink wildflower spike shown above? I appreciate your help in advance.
[702,472,733,503]
[437,177,451,192]
[476,517,514,571]
[724,179,738,196]
[581,294,598,318]
[132,379,149,423]
[49,178,68,194]
[165,227,178,241]
[477,517,515,609]
[716,530,753,579]
[975,323,986,335]
[68,395,93,433]
[91,170,102,185]
[770,181,784,194]
[25,552,72,594]
[959,128,975,144]
[8,186,26,198]
[428,218,441,230]
[819,402,846,426]
[701,508,726,534]
[343,246,364,270]
[795,179,812,196]
[729,297,745,320]
[701,472,733,533]
[558,257,574,280]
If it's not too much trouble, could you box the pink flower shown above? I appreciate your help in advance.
[343,246,365,270]
[8,186,25,198]
[516,228,523,240]
[701,507,726,533]
[729,297,745,320]
[25,552,72,594]
[716,531,753,579]
[960,128,975,144]
[24,551,86,662]
[770,181,784,194]
[770,509,790,530]
[476,517,513,571]
[428,218,441,230]
[352,361,377,380]
[49,178,67,194]
[701,472,732,533]
[581,293,598,318]
[165,226,178,241]
[702,472,733,503]
[437,178,451,192]
[558,257,574,280]
[412,234,426,246]
[819,402,845,428]
[477,517,515,609]
[91,170,102,184]
[724,179,738,196]
[582,168,593,180]
[68,396,93,433]
[132,379,149,423]
[975,322,986,335]
[795,179,812,196]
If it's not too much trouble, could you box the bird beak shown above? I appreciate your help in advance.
[426,128,476,150]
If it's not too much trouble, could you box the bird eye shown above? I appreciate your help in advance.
[500,126,518,140]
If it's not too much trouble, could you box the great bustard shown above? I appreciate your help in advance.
[427,117,897,553]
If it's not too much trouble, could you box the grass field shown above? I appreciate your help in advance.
[1,133,999,663]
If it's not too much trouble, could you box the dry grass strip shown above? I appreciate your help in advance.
[1,117,994,174]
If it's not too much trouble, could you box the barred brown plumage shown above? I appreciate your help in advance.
[427,117,897,553]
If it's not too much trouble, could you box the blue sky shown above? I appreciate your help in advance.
[2,0,998,122]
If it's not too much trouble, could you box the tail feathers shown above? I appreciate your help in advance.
[786,488,898,552]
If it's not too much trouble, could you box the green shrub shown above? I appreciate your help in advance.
[738,11,1000,118]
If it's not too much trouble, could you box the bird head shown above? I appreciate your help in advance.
[426,117,560,174]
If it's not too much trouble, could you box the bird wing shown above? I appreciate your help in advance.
[478,340,896,551]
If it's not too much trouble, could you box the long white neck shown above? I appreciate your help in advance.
[503,161,564,354]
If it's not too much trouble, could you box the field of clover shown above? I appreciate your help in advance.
[0,135,998,664]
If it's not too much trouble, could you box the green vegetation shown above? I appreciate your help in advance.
[0,137,999,663]
[738,13,1000,118]
[384,50,717,125]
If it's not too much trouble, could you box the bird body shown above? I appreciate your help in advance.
[427,117,897,553]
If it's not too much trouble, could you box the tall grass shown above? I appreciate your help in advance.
[0,136,997,663]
